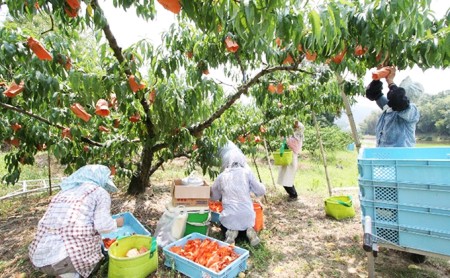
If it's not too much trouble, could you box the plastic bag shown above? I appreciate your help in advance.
[154,205,187,247]
[181,171,203,186]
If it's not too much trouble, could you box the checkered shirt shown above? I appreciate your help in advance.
[28,183,117,277]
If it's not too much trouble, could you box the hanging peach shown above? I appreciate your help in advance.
[99,125,110,133]
[4,81,24,98]
[224,36,239,53]
[305,51,317,62]
[11,123,22,132]
[62,128,72,140]
[267,83,276,93]
[66,0,80,10]
[149,90,156,104]
[70,103,91,122]
[276,83,284,94]
[27,37,52,61]
[128,75,146,93]
[157,0,181,14]
[283,54,294,65]
[113,119,120,128]
[95,99,110,117]
[129,114,141,123]
[354,45,368,56]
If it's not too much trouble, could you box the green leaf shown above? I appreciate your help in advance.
[309,10,322,43]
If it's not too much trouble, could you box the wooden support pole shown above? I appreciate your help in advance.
[263,139,276,188]
[312,111,333,197]
[336,74,362,154]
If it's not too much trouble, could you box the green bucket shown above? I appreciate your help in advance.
[108,235,158,278]
[324,195,356,220]
[183,210,210,236]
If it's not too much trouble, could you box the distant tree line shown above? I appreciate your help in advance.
[360,90,450,138]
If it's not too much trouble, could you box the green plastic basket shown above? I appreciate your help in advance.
[183,211,210,236]
[108,235,158,278]
[273,150,293,166]
[324,195,356,220]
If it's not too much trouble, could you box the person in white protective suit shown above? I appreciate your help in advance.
[211,144,266,246]
[277,120,305,201]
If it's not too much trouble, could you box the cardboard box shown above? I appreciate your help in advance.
[172,179,210,207]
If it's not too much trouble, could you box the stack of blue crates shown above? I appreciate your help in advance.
[358,147,450,256]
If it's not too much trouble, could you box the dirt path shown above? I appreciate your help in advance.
[1,183,449,278]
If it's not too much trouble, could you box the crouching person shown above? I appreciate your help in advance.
[211,151,266,246]
[28,165,124,278]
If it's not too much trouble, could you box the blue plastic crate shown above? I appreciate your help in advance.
[368,222,450,256]
[359,179,450,209]
[358,147,450,160]
[101,212,150,246]
[163,232,249,278]
[358,147,450,185]
[361,200,450,233]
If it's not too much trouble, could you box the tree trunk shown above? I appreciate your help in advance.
[127,145,153,195]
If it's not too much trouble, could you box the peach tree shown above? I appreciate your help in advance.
[0,0,448,194]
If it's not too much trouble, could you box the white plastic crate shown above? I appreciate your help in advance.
[163,232,249,278]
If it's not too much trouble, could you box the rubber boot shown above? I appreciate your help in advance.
[225,230,239,245]
[283,186,298,200]
[246,227,261,246]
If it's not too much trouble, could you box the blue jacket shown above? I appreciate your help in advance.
[375,95,420,147]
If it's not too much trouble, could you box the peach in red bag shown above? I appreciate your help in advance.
[372,67,391,80]
[157,0,181,14]
[95,99,110,117]
[70,103,92,122]
[27,37,52,61]
[4,81,25,98]
[224,36,239,53]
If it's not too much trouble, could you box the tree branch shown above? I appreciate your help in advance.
[0,101,103,147]
[92,0,156,139]
[149,152,191,176]
[41,11,54,35]
[91,0,131,76]
[188,64,314,135]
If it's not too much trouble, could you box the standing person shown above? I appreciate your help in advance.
[28,165,124,278]
[277,120,305,201]
[365,66,420,147]
[366,67,425,263]
[211,149,266,246]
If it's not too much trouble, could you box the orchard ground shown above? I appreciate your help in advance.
[1,147,450,277]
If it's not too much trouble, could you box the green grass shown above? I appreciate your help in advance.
[248,149,359,197]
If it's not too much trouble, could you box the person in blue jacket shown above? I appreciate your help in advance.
[366,67,426,263]
[365,66,420,147]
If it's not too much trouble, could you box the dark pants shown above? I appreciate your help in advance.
[36,256,77,276]
[220,225,249,243]
[284,186,298,198]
